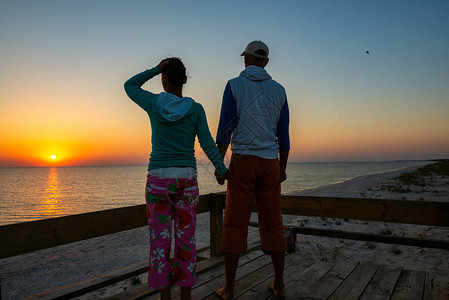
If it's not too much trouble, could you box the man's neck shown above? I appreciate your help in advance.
[245,63,265,68]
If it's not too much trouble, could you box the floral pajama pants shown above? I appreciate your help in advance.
[145,174,199,290]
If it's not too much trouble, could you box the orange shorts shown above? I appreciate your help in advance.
[221,153,287,254]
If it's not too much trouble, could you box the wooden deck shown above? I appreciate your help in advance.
[8,193,449,299]
[101,249,449,300]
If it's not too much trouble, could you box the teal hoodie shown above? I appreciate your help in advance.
[124,66,227,175]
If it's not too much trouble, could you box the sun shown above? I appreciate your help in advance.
[51,155,57,160]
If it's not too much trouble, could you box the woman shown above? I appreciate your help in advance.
[124,58,227,300]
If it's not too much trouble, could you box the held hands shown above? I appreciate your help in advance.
[215,169,229,185]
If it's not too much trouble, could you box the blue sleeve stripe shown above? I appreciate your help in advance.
[216,82,238,145]
[277,99,290,151]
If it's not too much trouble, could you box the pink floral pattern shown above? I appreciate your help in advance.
[145,175,199,289]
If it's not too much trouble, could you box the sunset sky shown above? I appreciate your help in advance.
[1,1,448,167]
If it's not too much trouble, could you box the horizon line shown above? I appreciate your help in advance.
[0,158,443,169]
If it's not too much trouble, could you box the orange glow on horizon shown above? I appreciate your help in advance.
[1,130,448,168]
[1,106,448,168]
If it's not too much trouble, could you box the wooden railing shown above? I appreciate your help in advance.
[266,195,449,252]
[1,193,449,260]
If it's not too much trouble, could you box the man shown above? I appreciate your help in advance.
[214,41,290,299]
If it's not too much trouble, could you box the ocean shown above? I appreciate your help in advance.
[0,160,428,226]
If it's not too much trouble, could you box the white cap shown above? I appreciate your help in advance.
[241,40,269,58]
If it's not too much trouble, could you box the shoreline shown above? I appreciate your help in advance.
[1,162,448,299]
[290,164,429,198]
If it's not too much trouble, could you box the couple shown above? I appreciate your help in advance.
[124,41,290,300]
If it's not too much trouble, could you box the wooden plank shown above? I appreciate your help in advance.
[109,256,225,300]
[278,195,449,227]
[238,254,316,300]
[214,191,449,227]
[329,262,379,300]
[0,195,211,259]
[223,253,307,299]
[187,253,273,300]
[0,204,146,259]
[359,265,403,300]
[209,193,224,257]
[3,193,449,259]
[197,193,212,214]
[141,247,264,300]
[391,270,426,300]
[23,243,210,300]
[293,227,449,250]
[279,260,335,299]
[301,261,358,299]
[192,241,262,288]
[144,242,263,300]
[423,271,449,300]
[286,227,297,253]
[23,259,149,300]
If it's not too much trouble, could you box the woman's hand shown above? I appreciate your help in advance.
[214,169,229,185]
[157,59,169,73]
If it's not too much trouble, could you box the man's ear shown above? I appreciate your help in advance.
[263,58,269,68]
[183,75,187,84]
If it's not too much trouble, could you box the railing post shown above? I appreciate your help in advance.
[286,227,297,253]
[209,193,224,257]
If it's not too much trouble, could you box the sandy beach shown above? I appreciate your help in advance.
[288,161,449,277]
[1,162,448,299]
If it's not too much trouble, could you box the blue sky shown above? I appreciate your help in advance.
[1,1,448,166]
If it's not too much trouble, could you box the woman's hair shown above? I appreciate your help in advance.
[163,57,186,86]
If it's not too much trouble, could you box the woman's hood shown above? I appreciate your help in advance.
[155,92,194,122]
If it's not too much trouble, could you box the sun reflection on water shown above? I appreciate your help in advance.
[41,167,64,217]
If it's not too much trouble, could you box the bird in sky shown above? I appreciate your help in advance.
[366,50,370,55]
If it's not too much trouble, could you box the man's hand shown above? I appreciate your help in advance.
[215,169,229,185]
[279,150,289,183]
[280,167,287,183]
